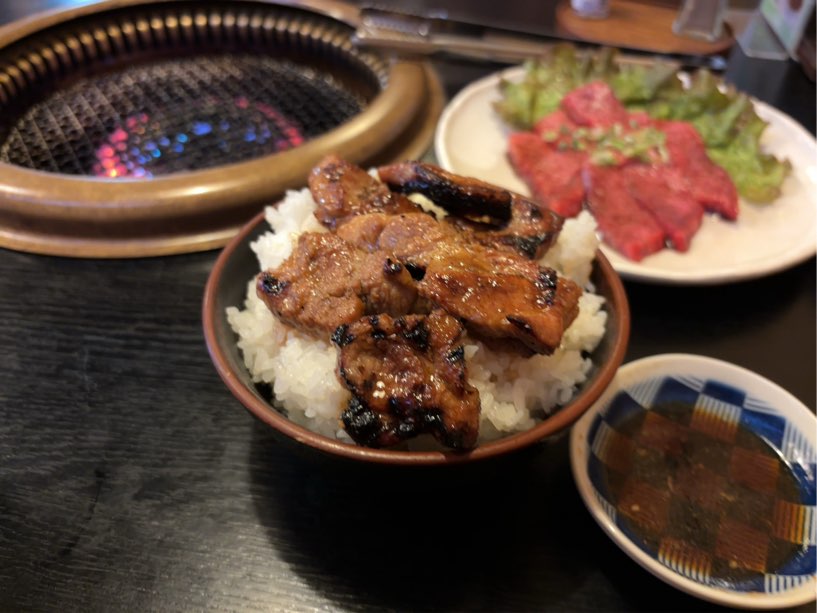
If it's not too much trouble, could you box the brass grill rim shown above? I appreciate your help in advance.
[0,0,442,257]
[0,1,390,103]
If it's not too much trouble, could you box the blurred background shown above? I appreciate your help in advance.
[2,0,810,78]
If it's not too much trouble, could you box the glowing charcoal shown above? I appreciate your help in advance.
[5,56,363,177]
[192,122,212,136]
[91,93,311,178]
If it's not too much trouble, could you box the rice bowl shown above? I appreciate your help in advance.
[223,185,616,451]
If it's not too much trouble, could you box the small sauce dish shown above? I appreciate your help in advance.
[570,353,816,609]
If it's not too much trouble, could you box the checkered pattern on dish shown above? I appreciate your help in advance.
[585,374,817,593]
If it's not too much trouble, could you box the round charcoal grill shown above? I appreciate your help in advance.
[0,0,443,257]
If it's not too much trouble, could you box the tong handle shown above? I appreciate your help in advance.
[352,7,727,70]
[354,7,558,63]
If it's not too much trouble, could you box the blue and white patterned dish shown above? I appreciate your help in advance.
[570,354,816,609]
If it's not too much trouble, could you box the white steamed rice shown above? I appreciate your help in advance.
[226,186,607,444]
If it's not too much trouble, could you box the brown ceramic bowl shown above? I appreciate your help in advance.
[203,207,630,465]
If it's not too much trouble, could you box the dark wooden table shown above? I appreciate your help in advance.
[1,2,814,611]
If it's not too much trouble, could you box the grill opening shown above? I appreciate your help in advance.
[0,1,387,178]
[1,54,365,176]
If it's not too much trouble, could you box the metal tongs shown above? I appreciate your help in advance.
[352,6,727,71]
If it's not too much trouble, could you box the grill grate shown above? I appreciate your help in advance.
[0,54,364,177]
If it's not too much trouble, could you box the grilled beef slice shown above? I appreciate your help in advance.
[309,154,419,230]
[333,310,480,449]
[337,211,582,354]
[418,244,581,355]
[377,160,513,221]
[256,232,418,335]
[336,211,454,270]
[378,160,564,259]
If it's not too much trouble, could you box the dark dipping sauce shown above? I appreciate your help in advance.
[596,398,810,588]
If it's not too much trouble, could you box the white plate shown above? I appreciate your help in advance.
[570,354,817,609]
[434,66,817,285]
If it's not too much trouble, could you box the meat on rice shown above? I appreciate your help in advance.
[252,157,585,449]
